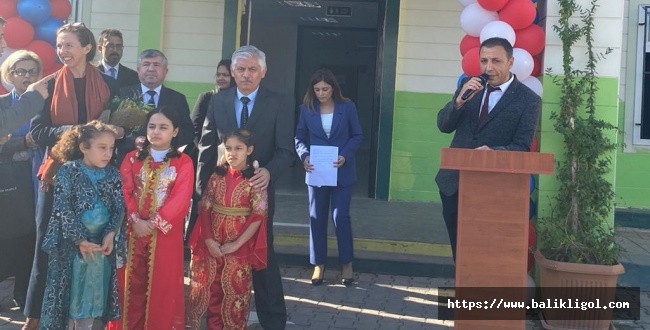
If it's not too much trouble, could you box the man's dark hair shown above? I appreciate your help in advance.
[480,37,513,59]
[98,28,123,45]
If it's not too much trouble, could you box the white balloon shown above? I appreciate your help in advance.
[459,0,477,6]
[511,48,534,81]
[480,21,516,46]
[460,3,499,37]
[0,47,17,67]
[522,76,543,97]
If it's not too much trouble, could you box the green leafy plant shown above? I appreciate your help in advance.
[536,0,623,265]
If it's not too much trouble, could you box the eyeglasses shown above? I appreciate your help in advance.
[104,43,124,51]
[12,69,40,77]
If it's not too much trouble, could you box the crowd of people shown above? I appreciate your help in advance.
[0,16,364,330]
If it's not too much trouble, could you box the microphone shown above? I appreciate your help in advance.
[460,73,490,101]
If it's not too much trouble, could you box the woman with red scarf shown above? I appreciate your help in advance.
[23,22,120,330]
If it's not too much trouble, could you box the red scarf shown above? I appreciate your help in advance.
[50,65,110,125]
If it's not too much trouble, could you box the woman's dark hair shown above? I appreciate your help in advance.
[56,22,97,63]
[302,68,350,111]
[214,129,255,179]
[50,120,116,163]
[216,59,236,88]
[137,106,182,161]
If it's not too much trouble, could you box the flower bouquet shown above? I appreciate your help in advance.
[107,95,153,129]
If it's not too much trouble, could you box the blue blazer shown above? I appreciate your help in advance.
[295,101,363,187]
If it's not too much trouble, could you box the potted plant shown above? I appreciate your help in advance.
[535,0,624,329]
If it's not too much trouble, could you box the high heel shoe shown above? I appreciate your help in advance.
[341,262,354,287]
[311,264,325,286]
[21,318,39,330]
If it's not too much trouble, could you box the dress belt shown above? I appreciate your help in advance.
[213,205,251,216]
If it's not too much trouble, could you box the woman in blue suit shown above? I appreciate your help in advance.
[295,69,363,287]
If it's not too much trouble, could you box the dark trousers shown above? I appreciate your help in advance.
[252,186,287,330]
[308,185,354,265]
[440,191,459,262]
[24,188,53,318]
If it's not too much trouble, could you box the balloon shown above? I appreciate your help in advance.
[531,136,539,153]
[50,0,72,20]
[1,77,13,93]
[531,56,542,77]
[457,73,468,88]
[460,34,481,56]
[480,21,516,46]
[3,17,34,49]
[0,83,9,95]
[461,47,482,76]
[521,76,543,97]
[529,174,536,193]
[514,24,545,57]
[458,0,477,6]
[0,0,18,19]
[35,18,64,46]
[43,62,62,76]
[499,0,537,30]
[17,0,51,25]
[460,3,499,37]
[477,0,509,11]
[26,40,56,69]
[0,47,17,66]
[511,48,534,80]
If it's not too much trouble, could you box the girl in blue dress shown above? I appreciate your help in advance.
[40,120,125,330]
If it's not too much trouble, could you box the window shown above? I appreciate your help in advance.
[633,5,650,145]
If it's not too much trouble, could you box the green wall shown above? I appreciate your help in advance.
[615,101,650,209]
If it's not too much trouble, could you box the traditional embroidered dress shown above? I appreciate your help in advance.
[40,160,124,330]
[186,168,267,330]
[116,149,193,330]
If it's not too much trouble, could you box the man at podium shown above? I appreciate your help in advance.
[435,37,541,261]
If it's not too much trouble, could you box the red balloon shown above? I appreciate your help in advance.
[477,0,509,11]
[531,56,542,77]
[514,24,545,57]
[43,62,62,76]
[459,34,480,56]
[461,47,482,77]
[3,17,34,49]
[26,40,56,68]
[0,0,18,19]
[49,0,72,20]
[0,84,8,95]
[530,136,538,152]
[499,0,536,30]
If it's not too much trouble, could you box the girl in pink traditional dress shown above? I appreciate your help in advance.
[115,106,194,329]
[186,129,267,330]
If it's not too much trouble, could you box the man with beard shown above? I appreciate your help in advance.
[96,29,139,88]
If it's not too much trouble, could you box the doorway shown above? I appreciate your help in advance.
[241,0,382,198]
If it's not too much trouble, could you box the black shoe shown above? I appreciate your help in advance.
[341,278,354,287]
[311,265,325,286]
[311,278,324,286]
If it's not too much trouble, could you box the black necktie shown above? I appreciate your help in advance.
[478,85,500,126]
[240,96,250,128]
[146,90,156,107]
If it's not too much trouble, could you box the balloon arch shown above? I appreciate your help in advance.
[0,0,72,93]
[457,0,544,98]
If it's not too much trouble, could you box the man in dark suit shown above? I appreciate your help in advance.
[435,37,541,261]
[197,45,293,330]
[116,49,194,161]
[96,29,140,88]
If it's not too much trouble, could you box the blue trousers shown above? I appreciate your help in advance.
[308,185,354,265]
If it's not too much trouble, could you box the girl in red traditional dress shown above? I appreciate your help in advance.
[116,106,194,329]
[186,129,267,330]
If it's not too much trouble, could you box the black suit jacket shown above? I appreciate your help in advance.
[116,84,194,161]
[196,86,294,196]
[96,63,140,88]
[435,75,541,196]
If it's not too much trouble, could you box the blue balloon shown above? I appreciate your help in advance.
[457,73,468,89]
[35,18,63,46]
[18,0,52,25]
[529,199,537,220]
[534,10,540,24]
[529,174,536,194]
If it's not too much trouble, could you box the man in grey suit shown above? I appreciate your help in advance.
[197,45,292,329]
[436,37,541,261]
[96,29,140,88]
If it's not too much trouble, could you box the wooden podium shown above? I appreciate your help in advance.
[440,148,554,330]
